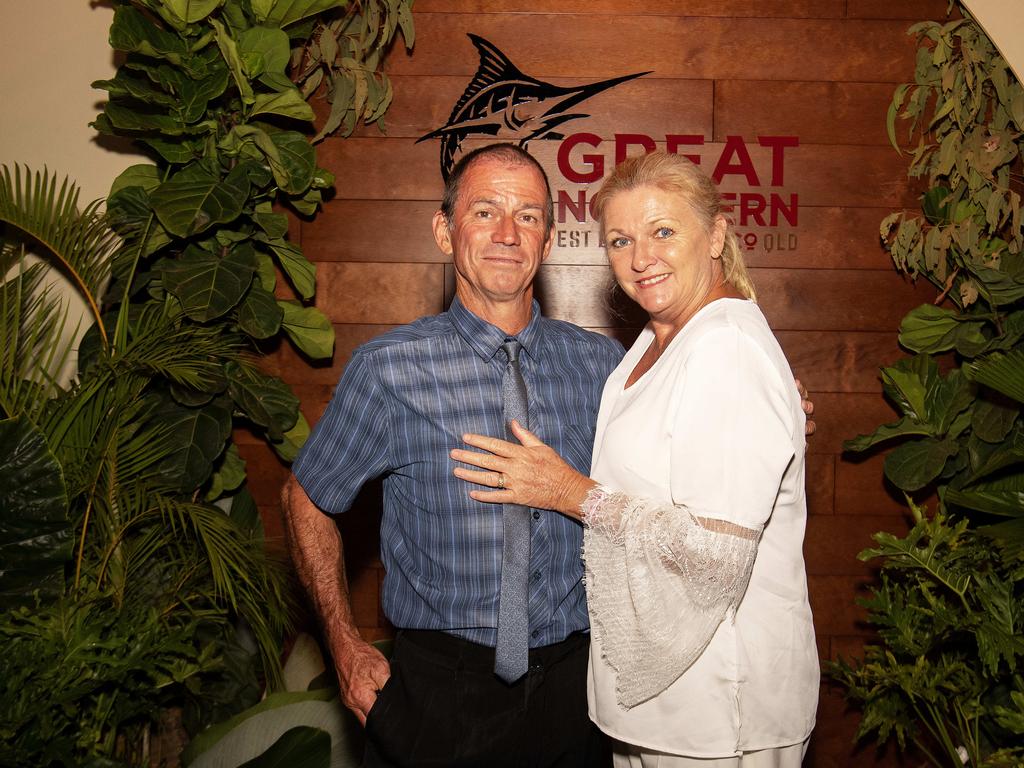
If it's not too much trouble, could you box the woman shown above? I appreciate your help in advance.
[451,151,818,767]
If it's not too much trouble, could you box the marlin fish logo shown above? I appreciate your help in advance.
[418,34,650,179]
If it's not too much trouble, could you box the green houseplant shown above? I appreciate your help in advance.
[1,1,414,763]
[88,0,414,676]
[0,166,290,766]
[830,7,1024,767]
[91,0,414,478]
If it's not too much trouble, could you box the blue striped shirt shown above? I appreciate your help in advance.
[293,297,624,647]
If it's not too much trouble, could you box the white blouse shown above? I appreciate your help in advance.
[585,298,819,758]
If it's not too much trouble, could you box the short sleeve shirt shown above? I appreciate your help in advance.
[293,297,624,647]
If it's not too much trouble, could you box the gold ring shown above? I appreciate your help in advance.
[497,473,505,489]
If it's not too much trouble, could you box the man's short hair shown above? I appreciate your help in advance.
[440,144,555,236]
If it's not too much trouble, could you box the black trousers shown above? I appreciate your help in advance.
[363,629,610,768]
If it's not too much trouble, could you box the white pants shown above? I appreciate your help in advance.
[612,739,809,768]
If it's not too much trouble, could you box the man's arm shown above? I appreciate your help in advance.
[282,474,390,725]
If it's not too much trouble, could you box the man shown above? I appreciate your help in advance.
[284,143,623,767]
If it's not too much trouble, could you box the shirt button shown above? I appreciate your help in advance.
[532,570,541,581]
[531,630,540,639]
[532,510,540,520]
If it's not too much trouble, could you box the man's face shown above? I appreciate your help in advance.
[433,158,553,311]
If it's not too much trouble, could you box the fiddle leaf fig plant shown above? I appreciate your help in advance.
[832,6,1024,766]
[93,0,413,481]
[93,0,337,481]
[92,0,411,487]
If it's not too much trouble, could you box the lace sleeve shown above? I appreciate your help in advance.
[581,486,762,709]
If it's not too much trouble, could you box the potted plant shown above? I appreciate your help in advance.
[0,0,413,763]
[829,6,1024,766]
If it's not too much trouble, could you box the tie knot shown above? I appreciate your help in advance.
[502,338,521,364]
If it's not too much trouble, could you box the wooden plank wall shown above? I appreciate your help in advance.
[240,1,956,764]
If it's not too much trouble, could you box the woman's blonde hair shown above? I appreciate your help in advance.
[591,151,756,301]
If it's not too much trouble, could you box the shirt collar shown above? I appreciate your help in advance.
[448,295,545,362]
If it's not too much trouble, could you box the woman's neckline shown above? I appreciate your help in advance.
[621,297,752,392]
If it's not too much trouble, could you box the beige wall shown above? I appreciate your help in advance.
[0,0,146,201]
[0,0,147,378]
[965,0,1024,81]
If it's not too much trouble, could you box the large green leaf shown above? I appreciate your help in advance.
[251,0,346,28]
[251,90,315,122]
[153,398,233,492]
[253,203,289,239]
[206,443,247,501]
[922,185,952,225]
[210,17,255,106]
[946,470,1024,521]
[253,250,277,292]
[266,130,316,194]
[151,0,225,29]
[240,726,331,768]
[110,163,162,195]
[226,485,262,539]
[150,163,250,237]
[925,369,973,435]
[881,356,935,423]
[972,398,1020,443]
[288,186,323,216]
[140,135,204,164]
[270,411,310,462]
[223,126,315,195]
[92,71,177,108]
[279,301,334,359]
[884,436,959,491]
[107,5,188,62]
[261,238,315,298]
[225,362,299,439]
[984,310,1024,353]
[898,303,987,355]
[972,252,1024,306]
[102,101,190,135]
[0,416,71,606]
[237,159,275,190]
[176,64,231,124]
[966,430,1024,484]
[182,689,360,768]
[237,26,291,80]
[844,418,935,453]
[105,185,174,257]
[160,244,256,322]
[238,283,284,339]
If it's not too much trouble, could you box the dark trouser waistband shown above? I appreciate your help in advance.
[397,629,589,673]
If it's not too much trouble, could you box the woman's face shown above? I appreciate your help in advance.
[602,185,726,327]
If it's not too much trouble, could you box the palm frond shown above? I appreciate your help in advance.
[0,165,117,345]
[117,303,244,387]
[0,260,76,420]
[152,494,292,687]
[965,349,1024,405]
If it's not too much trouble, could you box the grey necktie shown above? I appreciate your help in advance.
[494,338,531,683]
